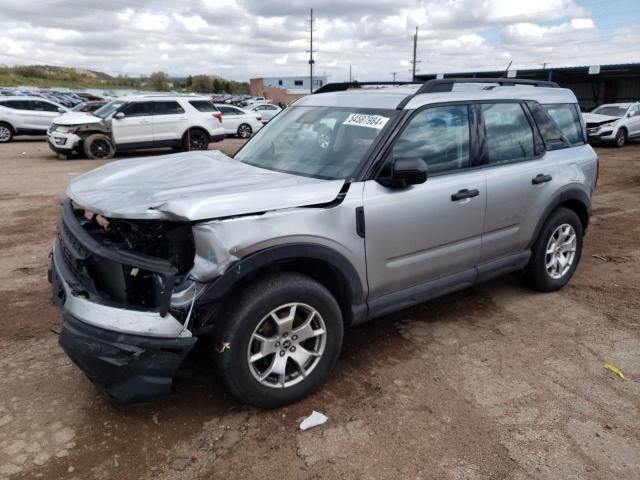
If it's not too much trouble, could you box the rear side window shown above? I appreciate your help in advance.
[542,104,584,146]
[154,101,185,115]
[481,103,535,164]
[189,100,218,112]
[393,105,470,175]
[4,100,31,110]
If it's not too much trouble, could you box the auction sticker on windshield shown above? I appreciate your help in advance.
[343,114,390,129]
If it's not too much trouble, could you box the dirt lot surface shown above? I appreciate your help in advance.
[0,137,639,480]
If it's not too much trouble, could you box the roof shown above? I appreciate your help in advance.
[295,83,577,110]
[116,94,212,102]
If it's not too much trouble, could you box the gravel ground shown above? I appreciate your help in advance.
[0,137,639,480]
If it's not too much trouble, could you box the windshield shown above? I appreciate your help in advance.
[592,105,628,117]
[235,106,397,179]
[93,100,126,118]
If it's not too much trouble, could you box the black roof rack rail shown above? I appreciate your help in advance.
[314,81,422,94]
[416,77,559,94]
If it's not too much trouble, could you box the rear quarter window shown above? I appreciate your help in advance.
[189,100,218,112]
[542,103,585,146]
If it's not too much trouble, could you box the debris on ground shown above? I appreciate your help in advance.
[603,363,626,380]
[300,411,328,431]
[592,254,608,262]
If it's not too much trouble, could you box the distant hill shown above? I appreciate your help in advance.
[0,65,248,93]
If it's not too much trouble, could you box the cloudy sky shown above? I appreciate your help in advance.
[0,0,638,82]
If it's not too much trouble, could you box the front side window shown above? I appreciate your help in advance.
[94,100,126,118]
[121,102,152,117]
[33,100,59,112]
[543,104,584,146]
[392,105,470,175]
[154,101,185,115]
[482,103,535,164]
[236,106,397,180]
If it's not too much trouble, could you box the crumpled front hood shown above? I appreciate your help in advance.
[583,113,619,124]
[67,150,345,221]
[54,112,103,126]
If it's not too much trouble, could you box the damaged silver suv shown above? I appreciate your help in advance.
[49,78,597,408]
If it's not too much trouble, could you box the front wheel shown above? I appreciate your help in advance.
[214,273,344,408]
[83,133,115,160]
[525,207,583,292]
[614,128,627,148]
[0,123,14,143]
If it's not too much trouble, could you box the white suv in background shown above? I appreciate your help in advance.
[583,102,640,147]
[215,104,263,138]
[47,95,226,159]
[0,96,68,143]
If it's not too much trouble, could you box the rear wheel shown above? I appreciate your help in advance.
[83,133,115,160]
[183,129,209,151]
[525,207,583,292]
[615,128,627,148]
[237,123,252,139]
[0,123,13,143]
[214,273,344,408]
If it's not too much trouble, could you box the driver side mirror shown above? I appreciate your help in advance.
[114,112,125,119]
[57,107,66,113]
[379,157,428,188]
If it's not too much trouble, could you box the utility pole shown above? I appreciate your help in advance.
[390,72,398,84]
[349,64,352,83]
[308,8,315,94]
[409,27,421,80]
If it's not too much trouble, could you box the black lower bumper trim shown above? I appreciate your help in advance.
[59,314,197,405]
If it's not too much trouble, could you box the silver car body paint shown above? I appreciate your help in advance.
[67,150,345,221]
[56,83,597,338]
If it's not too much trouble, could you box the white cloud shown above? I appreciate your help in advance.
[173,13,208,31]
[134,13,171,32]
[0,0,634,82]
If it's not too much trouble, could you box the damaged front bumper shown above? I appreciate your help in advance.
[49,200,198,404]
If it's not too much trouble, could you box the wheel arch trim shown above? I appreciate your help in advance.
[197,243,367,325]
[528,186,591,249]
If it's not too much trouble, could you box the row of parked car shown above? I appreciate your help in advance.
[0,91,283,159]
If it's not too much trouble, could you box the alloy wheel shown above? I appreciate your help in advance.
[90,139,113,159]
[247,303,327,389]
[189,131,208,150]
[0,126,11,142]
[238,124,252,138]
[545,223,577,279]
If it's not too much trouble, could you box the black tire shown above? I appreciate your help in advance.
[614,128,627,148]
[237,123,252,139]
[183,129,209,151]
[213,273,344,408]
[83,133,115,160]
[0,122,14,143]
[525,207,583,292]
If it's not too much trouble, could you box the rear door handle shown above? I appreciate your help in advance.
[451,189,480,201]
[532,174,553,185]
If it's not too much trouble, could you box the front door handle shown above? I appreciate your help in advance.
[532,174,553,185]
[451,189,480,201]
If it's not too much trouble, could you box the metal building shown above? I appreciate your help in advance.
[415,63,640,111]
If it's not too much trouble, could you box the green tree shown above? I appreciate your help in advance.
[148,71,170,91]
[191,75,213,92]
